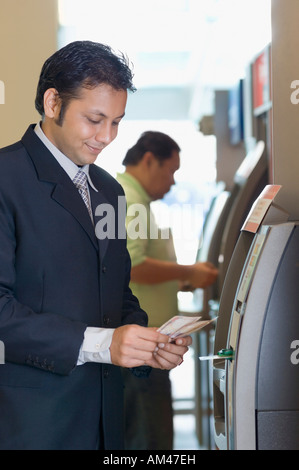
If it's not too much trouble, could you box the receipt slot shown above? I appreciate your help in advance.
[213,221,299,450]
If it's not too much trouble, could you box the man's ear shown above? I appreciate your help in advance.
[43,88,60,119]
[142,151,156,168]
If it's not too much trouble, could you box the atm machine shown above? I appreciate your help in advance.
[190,140,268,447]
[215,140,268,302]
[186,187,232,316]
[189,187,232,447]
[213,191,299,450]
[193,140,268,319]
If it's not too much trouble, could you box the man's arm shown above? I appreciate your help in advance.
[131,257,218,289]
[0,185,87,375]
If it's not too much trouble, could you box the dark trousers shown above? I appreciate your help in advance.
[122,368,174,450]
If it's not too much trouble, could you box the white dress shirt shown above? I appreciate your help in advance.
[34,123,114,365]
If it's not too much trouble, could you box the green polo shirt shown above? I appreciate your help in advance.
[117,172,179,327]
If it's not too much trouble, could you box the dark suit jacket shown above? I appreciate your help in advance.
[0,125,148,450]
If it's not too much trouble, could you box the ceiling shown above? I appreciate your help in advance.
[58,0,272,121]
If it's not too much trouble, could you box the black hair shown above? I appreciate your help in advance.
[35,40,136,122]
[122,131,181,166]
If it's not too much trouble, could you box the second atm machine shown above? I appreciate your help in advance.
[213,190,299,450]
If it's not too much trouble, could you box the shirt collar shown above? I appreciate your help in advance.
[34,122,98,192]
[117,171,152,204]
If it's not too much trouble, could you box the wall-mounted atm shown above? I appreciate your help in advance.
[187,140,268,448]
[191,187,232,317]
[213,187,299,450]
[190,140,268,320]
[216,140,268,300]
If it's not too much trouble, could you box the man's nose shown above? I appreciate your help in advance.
[95,124,113,145]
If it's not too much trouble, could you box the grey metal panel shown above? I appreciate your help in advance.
[233,223,294,449]
[257,225,299,411]
[257,411,299,450]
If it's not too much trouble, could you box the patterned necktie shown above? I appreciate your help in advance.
[73,169,93,220]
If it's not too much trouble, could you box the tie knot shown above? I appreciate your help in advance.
[73,169,88,189]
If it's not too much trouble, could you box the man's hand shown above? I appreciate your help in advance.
[147,334,192,370]
[110,324,192,370]
[188,261,218,289]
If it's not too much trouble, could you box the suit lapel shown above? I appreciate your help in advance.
[51,183,99,251]
[21,125,99,252]
[89,175,110,261]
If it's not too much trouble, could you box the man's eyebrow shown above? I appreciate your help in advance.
[90,111,126,120]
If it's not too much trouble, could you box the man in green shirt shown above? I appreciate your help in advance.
[117,131,218,450]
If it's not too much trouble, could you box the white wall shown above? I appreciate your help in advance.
[0,0,58,147]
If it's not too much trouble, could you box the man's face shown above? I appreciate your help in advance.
[42,84,127,166]
[146,151,180,200]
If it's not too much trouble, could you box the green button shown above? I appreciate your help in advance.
[218,349,234,357]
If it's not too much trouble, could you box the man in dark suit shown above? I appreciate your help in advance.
[0,41,191,450]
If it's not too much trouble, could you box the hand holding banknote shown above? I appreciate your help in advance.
[110,323,192,370]
[110,315,213,371]
[157,315,216,339]
[148,315,216,369]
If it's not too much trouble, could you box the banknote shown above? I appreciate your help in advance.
[158,315,216,339]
